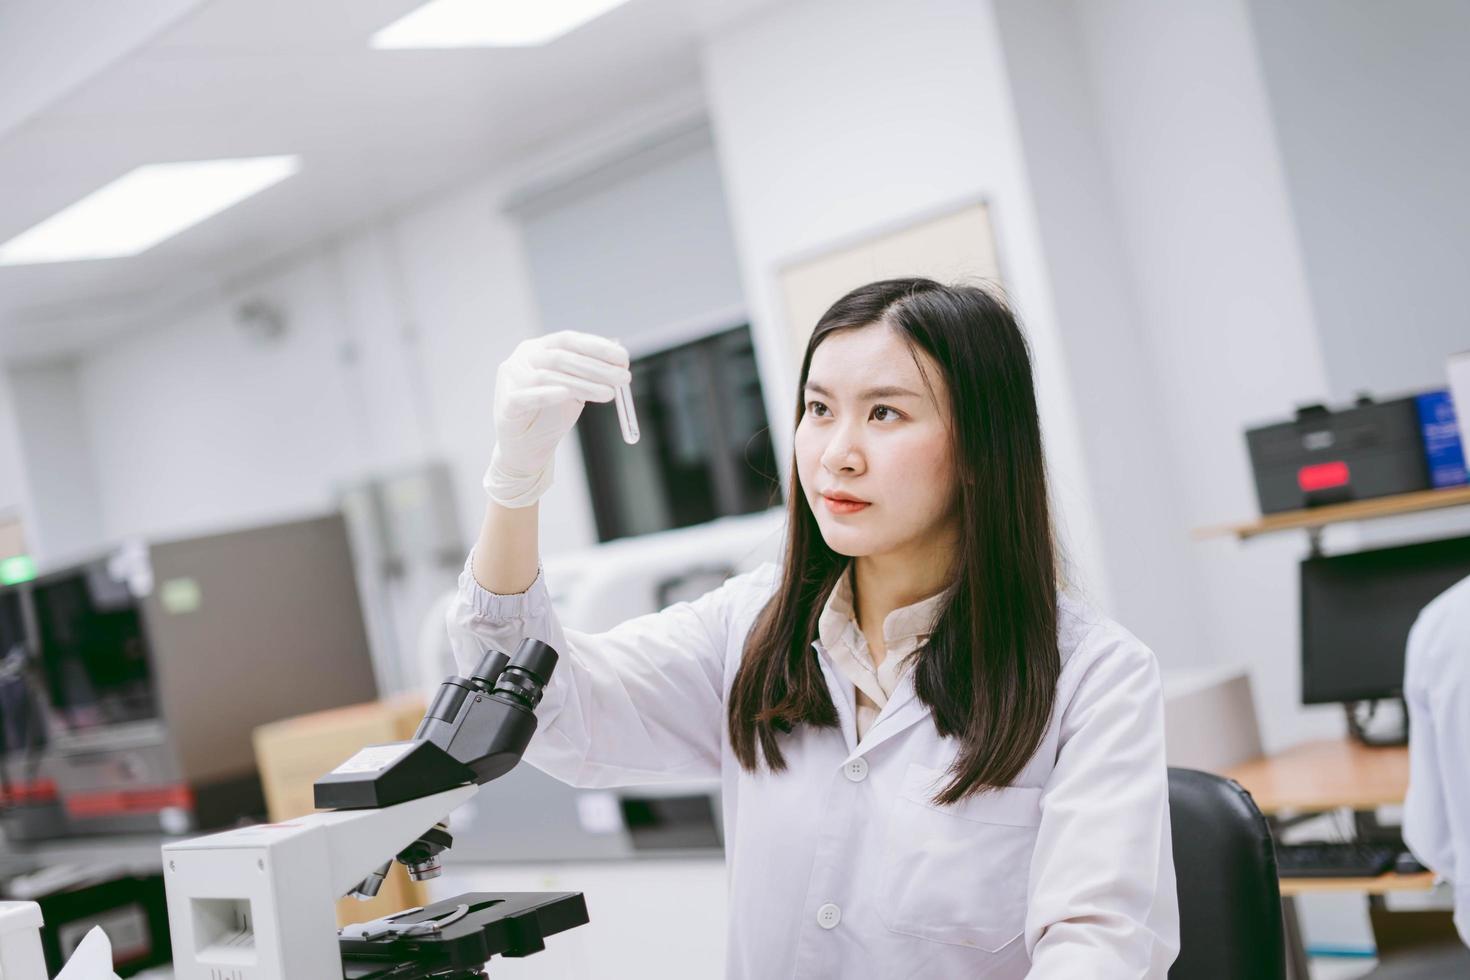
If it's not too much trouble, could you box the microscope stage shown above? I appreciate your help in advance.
[339,891,588,978]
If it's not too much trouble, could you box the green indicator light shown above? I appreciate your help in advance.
[0,555,36,585]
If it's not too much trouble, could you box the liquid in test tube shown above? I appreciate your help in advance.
[614,382,640,444]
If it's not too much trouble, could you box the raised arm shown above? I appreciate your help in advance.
[472,327,631,591]
[448,328,764,787]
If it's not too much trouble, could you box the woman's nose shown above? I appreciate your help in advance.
[821,429,865,473]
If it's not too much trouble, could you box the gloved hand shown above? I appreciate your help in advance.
[484,330,631,508]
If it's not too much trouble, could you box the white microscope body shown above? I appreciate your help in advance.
[156,635,578,980]
[161,785,474,979]
[0,634,577,978]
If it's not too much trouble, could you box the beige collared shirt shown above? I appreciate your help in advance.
[817,562,954,739]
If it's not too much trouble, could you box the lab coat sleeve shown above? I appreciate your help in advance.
[1024,628,1180,979]
[444,553,760,788]
[1403,609,1455,875]
[1402,588,1470,946]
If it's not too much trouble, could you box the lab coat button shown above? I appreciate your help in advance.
[816,903,842,929]
[843,758,868,782]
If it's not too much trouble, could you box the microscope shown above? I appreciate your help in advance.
[161,638,588,979]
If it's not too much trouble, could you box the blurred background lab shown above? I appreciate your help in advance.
[0,0,1469,977]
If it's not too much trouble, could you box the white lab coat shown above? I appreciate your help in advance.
[1404,574,1470,947]
[447,560,1179,978]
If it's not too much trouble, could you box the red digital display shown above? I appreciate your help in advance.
[1298,461,1350,492]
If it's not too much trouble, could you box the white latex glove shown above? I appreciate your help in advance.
[484,330,630,508]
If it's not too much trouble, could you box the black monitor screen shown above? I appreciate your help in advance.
[33,564,157,730]
[1301,534,1470,705]
[0,588,24,658]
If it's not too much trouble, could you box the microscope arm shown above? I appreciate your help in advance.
[161,785,477,979]
[317,786,478,898]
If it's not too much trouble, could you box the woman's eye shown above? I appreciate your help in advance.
[806,400,828,417]
[872,405,901,421]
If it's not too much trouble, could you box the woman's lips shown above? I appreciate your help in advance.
[823,495,871,514]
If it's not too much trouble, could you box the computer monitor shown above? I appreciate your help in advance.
[0,586,49,761]
[31,561,158,731]
[1300,533,1470,705]
[0,587,24,659]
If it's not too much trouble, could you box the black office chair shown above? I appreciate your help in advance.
[1168,767,1286,980]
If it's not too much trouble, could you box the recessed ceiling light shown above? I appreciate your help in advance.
[0,156,300,266]
[371,0,632,48]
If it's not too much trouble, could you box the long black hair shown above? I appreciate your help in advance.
[727,278,1060,803]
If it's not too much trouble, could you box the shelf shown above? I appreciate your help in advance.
[1193,485,1470,542]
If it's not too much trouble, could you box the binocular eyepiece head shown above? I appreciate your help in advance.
[419,638,560,737]
[482,638,558,710]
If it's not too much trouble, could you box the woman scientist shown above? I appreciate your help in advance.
[447,278,1179,978]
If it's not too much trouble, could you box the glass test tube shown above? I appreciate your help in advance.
[614,383,640,445]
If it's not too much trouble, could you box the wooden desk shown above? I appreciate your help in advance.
[1223,737,1409,815]
[1279,872,1437,897]
[1219,737,1436,979]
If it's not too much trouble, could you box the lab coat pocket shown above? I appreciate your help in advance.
[877,763,1042,953]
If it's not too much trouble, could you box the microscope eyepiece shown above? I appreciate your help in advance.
[469,649,511,690]
[414,677,477,740]
[508,638,558,684]
[491,639,559,709]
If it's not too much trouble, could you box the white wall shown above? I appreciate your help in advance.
[702,0,1118,630]
[1054,0,1338,749]
[8,362,103,562]
[0,373,32,534]
[1248,0,1470,403]
[77,255,360,545]
[991,0,1213,671]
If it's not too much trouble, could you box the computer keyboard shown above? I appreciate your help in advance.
[1274,842,1401,878]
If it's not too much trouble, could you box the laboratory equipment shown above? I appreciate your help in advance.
[6,868,170,975]
[1246,394,1430,514]
[23,514,378,834]
[162,636,588,978]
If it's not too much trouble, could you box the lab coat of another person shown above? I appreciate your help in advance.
[454,279,1179,978]
[1404,573,1470,947]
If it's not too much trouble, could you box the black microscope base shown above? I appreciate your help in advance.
[341,891,588,979]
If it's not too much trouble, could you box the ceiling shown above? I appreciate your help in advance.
[0,0,774,364]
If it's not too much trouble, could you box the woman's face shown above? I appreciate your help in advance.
[795,322,960,562]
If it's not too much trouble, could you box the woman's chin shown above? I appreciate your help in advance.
[818,529,872,557]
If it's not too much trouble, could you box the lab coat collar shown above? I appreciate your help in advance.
[812,640,929,762]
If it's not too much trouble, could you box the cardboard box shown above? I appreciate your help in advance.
[252,695,428,926]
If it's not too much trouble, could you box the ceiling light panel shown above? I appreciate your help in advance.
[0,156,300,266]
[371,0,632,48]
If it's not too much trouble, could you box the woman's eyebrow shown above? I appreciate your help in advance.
[804,381,922,400]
